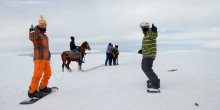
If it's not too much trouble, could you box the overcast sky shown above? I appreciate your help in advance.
[0,0,220,53]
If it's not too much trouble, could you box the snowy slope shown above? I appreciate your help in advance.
[0,51,219,110]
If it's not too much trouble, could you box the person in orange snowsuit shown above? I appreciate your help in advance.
[28,16,53,98]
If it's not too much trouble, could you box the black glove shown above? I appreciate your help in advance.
[138,49,142,54]
[48,51,51,60]
[29,25,35,33]
[151,24,157,33]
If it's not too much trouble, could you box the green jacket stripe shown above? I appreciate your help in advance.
[142,30,158,58]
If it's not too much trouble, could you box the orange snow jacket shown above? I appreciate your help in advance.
[29,27,50,60]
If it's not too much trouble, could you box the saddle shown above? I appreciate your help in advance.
[66,51,79,59]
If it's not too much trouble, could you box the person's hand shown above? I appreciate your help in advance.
[29,25,35,33]
[48,51,51,61]
[138,49,142,54]
[151,24,157,33]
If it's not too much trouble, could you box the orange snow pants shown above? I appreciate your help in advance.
[29,60,51,93]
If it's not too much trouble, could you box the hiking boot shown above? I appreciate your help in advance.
[28,90,43,98]
[79,59,85,63]
[146,80,153,88]
[39,86,52,94]
[155,79,160,89]
[146,80,160,93]
[146,79,160,89]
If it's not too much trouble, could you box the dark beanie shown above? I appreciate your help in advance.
[71,36,75,41]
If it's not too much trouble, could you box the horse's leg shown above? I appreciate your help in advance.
[67,60,72,72]
[113,58,116,65]
[64,60,70,72]
[78,62,82,71]
[61,54,66,72]
[116,56,118,65]
[64,59,70,71]
[62,60,65,72]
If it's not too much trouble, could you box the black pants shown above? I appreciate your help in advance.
[141,58,159,87]
[105,53,113,66]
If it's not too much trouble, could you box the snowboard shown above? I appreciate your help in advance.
[20,87,58,105]
[147,88,161,93]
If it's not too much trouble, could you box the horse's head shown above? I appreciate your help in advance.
[81,41,91,50]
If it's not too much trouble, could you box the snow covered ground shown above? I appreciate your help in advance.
[0,51,220,110]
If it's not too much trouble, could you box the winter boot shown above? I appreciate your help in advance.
[154,79,160,89]
[39,86,52,94]
[28,89,43,99]
[80,60,85,63]
[146,80,154,88]
[146,80,160,93]
[147,79,160,89]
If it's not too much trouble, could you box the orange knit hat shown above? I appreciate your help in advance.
[38,15,47,26]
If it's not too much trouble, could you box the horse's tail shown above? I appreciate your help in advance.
[61,51,66,61]
[61,51,68,72]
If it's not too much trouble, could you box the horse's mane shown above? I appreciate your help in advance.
[81,41,87,47]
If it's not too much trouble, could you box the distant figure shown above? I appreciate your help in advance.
[138,22,160,93]
[70,36,84,63]
[112,45,119,65]
[105,43,113,66]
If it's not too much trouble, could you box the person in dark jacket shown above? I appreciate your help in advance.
[138,22,160,93]
[105,43,113,66]
[70,36,84,63]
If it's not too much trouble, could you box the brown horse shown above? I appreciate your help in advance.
[61,41,91,72]
[112,45,119,65]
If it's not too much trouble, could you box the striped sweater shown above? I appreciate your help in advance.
[142,30,158,59]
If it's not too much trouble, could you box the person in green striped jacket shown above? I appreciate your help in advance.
[138,22,160,93]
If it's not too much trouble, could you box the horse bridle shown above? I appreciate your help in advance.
[80,42,89,56]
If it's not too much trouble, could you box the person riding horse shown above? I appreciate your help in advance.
[62,41,91,72]
[70,36,84,63]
